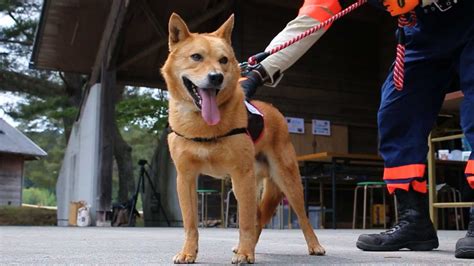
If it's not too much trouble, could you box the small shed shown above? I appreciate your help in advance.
[0,118,47,206]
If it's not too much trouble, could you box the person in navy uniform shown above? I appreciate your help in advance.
[241,0,474,258]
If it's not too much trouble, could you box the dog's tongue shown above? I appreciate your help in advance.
[198,88,220,125]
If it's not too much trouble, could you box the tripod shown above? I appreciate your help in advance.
[129,159,171,226]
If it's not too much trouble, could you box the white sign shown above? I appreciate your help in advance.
[286,117,305,134]
[312,119,331,136]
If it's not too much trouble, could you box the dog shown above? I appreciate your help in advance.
[161,13,326,264]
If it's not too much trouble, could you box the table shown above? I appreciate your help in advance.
[440,90,464,113]
[297,152,384,229]
[428,91,474,229]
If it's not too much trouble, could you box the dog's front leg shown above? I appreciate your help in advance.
[230,167,257,264]
[173,172,199,264]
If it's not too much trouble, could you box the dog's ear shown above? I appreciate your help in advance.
[212,14,234,44]
[168,13,191,50]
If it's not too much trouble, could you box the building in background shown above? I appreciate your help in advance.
[0,118,47,206]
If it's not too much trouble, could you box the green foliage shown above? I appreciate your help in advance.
[111,125,158,207]
[2,1,167,205]
[22,187,57,206]
[123,125,158,162]
[23,130,65,189]
[112,87,169,205]
[1,0,68,133]
[0,0,42,70]
[116,87,169,134]
[4,95,78,132]
[0,206,56,225]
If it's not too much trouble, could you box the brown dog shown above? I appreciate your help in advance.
[161,13,325,264]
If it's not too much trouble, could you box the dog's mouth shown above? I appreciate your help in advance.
[182,77,221,125]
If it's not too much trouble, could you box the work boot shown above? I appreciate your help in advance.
[356,188,439,251]
[455,209,474,258]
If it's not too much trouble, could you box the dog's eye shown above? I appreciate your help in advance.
[191,53,203,62]
[219,57,228,64]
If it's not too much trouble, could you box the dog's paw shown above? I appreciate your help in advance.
[308,244,326,256]
[231,252,255,264]
[232,245,238,254]
[173,252,197,264]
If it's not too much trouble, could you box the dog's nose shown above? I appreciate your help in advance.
[208,72,223,86]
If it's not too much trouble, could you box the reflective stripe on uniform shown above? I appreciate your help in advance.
[383,164,425,180]
[298,0,341,29]
[466,160,474,175]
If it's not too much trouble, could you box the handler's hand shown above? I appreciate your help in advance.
[383,0,420,16]
[239,63,269,99]
[239,71,263,99]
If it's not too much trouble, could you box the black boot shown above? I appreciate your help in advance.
[356,189,439,251]
[455,209,474,258]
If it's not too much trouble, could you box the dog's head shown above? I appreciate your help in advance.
[161,13,240,126]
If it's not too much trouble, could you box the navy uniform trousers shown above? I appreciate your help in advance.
[379,1,474,193]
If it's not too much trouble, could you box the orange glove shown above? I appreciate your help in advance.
[383,0,420,16]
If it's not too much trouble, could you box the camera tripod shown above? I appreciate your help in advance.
[129,159,170,226]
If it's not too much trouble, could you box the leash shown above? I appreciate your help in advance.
[244,0,368,67]
[242,0,421,91]
[394,11,417,91]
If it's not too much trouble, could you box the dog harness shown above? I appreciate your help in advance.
[171,127,248,142]
[245,101,265,143]
[171,101,265,143]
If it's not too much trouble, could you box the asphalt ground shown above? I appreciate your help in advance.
[0,226,471,264]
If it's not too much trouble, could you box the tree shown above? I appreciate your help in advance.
[1,1,169,205]
[0,0,83,142]
[115,87,169,203]
[23,129,65,190]
[0,1,88,205]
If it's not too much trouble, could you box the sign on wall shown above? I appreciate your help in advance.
[286,117,305,134]
[312,119,331,136]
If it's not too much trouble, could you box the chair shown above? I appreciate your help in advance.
[437,184,465,230]
[428,133,474,229]
[352,181,397,229]
[196,189,219,227]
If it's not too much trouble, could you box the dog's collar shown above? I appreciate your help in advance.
[170,127,248,142]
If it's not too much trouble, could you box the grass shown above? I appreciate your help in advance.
[0,206,146,226]
[0,206,57,226]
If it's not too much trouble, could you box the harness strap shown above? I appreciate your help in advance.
[171,127,248,142]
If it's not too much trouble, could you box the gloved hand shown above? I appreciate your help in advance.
[240,71,263,99]
[382,0,420,16]
[239,64,269,99]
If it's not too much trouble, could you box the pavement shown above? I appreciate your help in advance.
[0,226,472,264]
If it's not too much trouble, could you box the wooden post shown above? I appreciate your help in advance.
[92,0,129,225]
[96,62,116,225]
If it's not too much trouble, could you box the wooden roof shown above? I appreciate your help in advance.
[31,0,396,126]
[0,118,47,160]
[31,0,111,74]
[31,0,239,87]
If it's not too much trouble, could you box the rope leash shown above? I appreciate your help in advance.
[394,11,417,91]
[244,0,419,91]
[246,0,368,66]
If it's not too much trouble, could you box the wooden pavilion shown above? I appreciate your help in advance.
[31,0,397,226]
